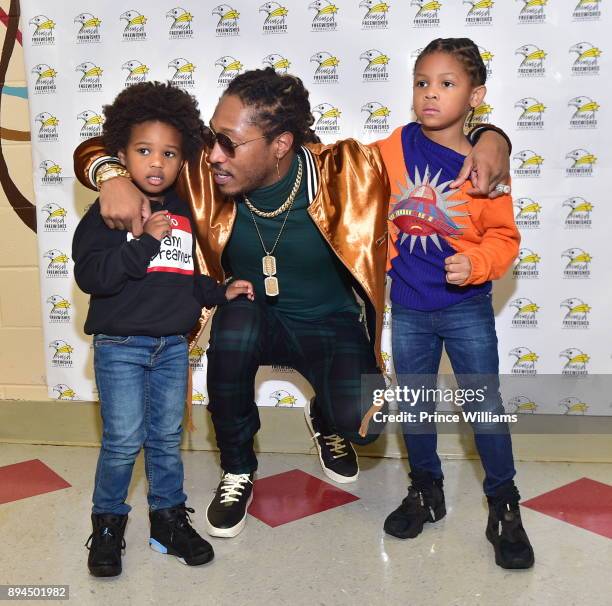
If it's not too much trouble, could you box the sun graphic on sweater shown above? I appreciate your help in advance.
[388,166,468,253]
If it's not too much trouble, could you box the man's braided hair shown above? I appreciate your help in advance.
[102,81,205,160]
[224,67,320,150]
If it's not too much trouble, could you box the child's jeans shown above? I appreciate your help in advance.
[392,293,516,496]
[92,334,188,514]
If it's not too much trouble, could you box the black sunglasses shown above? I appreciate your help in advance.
[203,125,267,158]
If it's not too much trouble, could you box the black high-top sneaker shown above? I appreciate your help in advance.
[486,482,534,569]
[85,513,128,577]
[383,470,446,539]
[149,504,214,566]
[304,399,358,483]
[205,472,254,538]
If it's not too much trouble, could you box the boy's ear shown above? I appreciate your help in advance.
[470,85,486,109]
[117,149,126,165]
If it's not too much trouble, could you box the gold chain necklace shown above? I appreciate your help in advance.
[243,156,303,218]
[245,156,303,296]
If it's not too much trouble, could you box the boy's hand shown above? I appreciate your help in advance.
[226,280,255,301]
[445,254,471,286]
[143,210,172,241]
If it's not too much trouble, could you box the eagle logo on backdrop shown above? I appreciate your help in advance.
[361,102,390,133]
[478,46,493,76]
[309,0,339,31]
[515,44,546,76]
[76,61,103,92]
[360,49,390,82]
[570,41,602,75]
[77,110,104,139]
[412,0,441,27]
[35,112,59,142]
[388,166,467,255]
[270,390,297,407]
[464,0,493,26]
[311,51,340,83]
[74,13,102,43]
[510,298,539,328]
[568,96,599,128]
[166,7,194,39]
[31,63,57,94]
[215,56,244,87]
[562,248,592,278]
[563,196,593,228]
[565,149,596,177]
[509,347,538,375]
[515,98,545,129]
[39,160,63,185]
[513,149,544,178]
[47,295,71,323]
[168,58,196,89]
[517,0,546,24]
[120,10,148,41]
[53,384,78,401]
[508,395,538,414]
[29,14,55,45]
[561,297,591,329]
[49,340,74,368]
[312,103,341,134]
[573,0,601,21]
[513,197,541,229]
[360,0,390,29]
[559,397,589,415]
[513,248,541,279]
[213,4,240,36]
[263,53,292,74]
[560,348,590,376]
[40,203,67,232]
[122,60,149,86]
[260,2,289,33]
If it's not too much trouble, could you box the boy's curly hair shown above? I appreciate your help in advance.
[102,81,205,160]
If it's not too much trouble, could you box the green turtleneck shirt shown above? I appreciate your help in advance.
[223,151,359,320]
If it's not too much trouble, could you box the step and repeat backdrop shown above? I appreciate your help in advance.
[21,1,611,415]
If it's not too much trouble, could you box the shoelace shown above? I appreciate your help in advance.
[169,506,199,541]
[317,433,348,459]
[219,473,253,504]
[85,527,126,551]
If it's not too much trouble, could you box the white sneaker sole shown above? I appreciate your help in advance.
[205,492,253,538]
[304,401,359,484]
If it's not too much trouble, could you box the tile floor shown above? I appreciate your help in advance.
[1,443,611,606]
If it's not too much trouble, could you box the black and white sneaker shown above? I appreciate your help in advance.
[304,399,359,484]
[205,472,254,538]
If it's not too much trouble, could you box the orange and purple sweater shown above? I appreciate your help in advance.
[376,123,520,311]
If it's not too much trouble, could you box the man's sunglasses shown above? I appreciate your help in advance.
[202,125,267,158]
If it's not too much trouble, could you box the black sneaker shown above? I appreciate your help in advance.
[486,482,535,569]
[149,504,214,566]
[205,472,254,538]
[304,399,359,484]
[384,471,446,539]
[85,513,128,577]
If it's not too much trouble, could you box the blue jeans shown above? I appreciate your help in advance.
[92,334,188,515]
[392,293,515,496]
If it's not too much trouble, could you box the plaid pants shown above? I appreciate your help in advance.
[206,298,384,473]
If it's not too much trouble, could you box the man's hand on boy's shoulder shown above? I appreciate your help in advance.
[225,280,255,302]
[99,175,151,235]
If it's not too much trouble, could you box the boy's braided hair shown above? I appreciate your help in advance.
[102,81,205,160]
[223,67,320,150]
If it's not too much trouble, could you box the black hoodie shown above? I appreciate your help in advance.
[72,189,227,336]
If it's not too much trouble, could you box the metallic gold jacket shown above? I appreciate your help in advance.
[74,138,390,368]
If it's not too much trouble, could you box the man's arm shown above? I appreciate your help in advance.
[74,137,151,235]
[451,125,512,198]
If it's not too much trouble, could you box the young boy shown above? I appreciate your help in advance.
[73,81,253,577]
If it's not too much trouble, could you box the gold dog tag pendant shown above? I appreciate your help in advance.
[264,276,279,297]
[262,255,277,276]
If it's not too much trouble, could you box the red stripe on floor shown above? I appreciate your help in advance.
[0,459,71,504]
